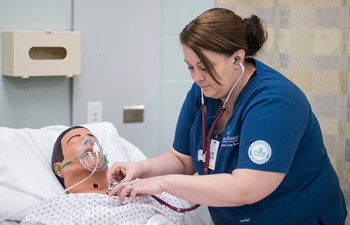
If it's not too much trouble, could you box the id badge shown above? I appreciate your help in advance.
[209,139,220,170]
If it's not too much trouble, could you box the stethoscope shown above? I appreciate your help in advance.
[201,61,245,175]
[149,62,246,213]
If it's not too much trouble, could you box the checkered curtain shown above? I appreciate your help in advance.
[215,0,350,223]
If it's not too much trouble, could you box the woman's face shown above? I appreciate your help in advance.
[182,45,238,100]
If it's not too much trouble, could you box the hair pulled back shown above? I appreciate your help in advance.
[180,8,267,83]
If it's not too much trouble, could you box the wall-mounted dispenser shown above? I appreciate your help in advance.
[1,30,81,78]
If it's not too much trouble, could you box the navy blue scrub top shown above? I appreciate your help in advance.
[173,59,347,225]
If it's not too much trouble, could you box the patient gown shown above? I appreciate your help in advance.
[20,192,185,225]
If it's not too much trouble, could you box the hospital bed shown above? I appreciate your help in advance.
[0,122,206,225]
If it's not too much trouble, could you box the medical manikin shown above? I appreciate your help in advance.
[53,126,109,194]
[53,126,198,212]
[18,127,186,225]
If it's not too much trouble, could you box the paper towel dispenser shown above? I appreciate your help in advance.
[1,30,81,78]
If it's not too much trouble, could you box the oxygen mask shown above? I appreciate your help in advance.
[55,135,108,174]
[78,135,108,171]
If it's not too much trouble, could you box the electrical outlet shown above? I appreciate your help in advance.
[87,102,103,123]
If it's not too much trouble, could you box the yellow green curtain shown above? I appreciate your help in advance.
[215,0,350,223]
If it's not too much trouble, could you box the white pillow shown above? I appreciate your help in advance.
[0,122,146,221]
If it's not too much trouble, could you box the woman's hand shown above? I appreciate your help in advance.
[106,161,143,184]
[108,176,165,202]
[106,148,196,201]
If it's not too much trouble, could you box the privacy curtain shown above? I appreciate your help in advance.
[215,0,350,222]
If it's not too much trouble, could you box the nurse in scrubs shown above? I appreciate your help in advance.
[107,8,347,225]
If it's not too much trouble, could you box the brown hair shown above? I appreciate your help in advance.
[180,8,268,84]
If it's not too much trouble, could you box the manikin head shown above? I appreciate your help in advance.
[51,126,109,193]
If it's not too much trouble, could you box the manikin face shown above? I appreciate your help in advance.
[54,128,108,189]
[182,45,239,100]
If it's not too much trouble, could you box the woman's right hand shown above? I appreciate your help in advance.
[106,161,143,183]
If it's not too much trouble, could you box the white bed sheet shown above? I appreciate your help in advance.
[0,122,206,225]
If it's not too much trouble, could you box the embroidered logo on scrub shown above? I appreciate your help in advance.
[248,140,271,164]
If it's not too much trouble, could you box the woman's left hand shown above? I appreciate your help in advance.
[108,176,165,202]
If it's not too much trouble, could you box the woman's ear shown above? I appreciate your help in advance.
[54,162,63,177]
[232,49,246,65]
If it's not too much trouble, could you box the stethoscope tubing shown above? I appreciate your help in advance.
[203,105,225,175]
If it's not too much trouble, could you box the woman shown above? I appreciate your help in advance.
[107,8,347,225]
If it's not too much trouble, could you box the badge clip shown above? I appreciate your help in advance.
[197,149,206,162]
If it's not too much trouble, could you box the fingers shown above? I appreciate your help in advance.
[108,181,135,202]
[119,183,133,202]
[107,162,126,183]
[108,177,163,202]
[106,162,117,182]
